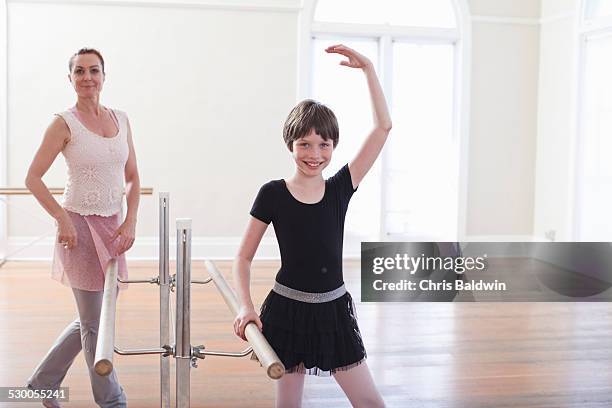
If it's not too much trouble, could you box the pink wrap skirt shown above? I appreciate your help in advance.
[52,210,128,291]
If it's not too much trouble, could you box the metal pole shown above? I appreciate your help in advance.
[175,219,192,408]
[159,193,171,408]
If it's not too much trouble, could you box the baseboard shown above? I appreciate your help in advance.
[464,235,548,242]
[2,235,544,262]
[2,235,365,261]
[3,236,279,261]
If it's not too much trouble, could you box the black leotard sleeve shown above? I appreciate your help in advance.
[250,181,277,225]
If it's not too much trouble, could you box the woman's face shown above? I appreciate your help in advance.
[68,53,104,98]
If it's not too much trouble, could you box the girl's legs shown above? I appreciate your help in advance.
[333,362,385,408]
[275,372,306,408]
[71,288,126,408]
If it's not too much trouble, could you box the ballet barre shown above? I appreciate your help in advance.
[0,187,154,267]
[204,260,285,379]
[0,187,154,195]
[93,193,284,408]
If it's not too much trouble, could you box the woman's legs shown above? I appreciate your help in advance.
[28,287,127,407]
[27,318,82,400]
[333,362,385,408]
[275,372,306,408]
[71,288,126,408]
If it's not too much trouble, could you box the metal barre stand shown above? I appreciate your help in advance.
[93,193,284,408]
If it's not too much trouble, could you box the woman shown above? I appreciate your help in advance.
[25,48,139,408]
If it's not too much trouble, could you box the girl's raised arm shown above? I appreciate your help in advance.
[325,44,392,189]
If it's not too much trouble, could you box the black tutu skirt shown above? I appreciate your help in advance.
[259,289,367,376]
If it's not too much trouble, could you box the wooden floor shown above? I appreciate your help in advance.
[1,260,612,407]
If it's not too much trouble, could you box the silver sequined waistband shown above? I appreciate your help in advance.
[272,281,347,303]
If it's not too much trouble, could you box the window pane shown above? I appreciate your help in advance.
[584,0,612,21]
[577,35,612,240]
[386,42,457,240]
[315,0,457,28]
[312,38,381,240]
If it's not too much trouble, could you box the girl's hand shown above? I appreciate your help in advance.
[325,44,373,71]
[111,217,136,255]
[233,306,263,341]
[57,213,78,249]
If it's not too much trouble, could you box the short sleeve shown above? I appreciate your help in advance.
[249,181,276,224]
[328,164,357,200]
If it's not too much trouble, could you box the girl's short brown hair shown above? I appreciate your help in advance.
[283,99,339,151]
[69,48,105,74]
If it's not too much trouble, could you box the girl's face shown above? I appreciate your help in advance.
[291,129,333,177]
[68,53,105,99]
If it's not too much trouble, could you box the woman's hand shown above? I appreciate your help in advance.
[325,44,373,71]
[233,306,263,341]
[111,217,136,255]
[57,213,78,249]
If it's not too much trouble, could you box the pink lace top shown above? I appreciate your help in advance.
[57,109,129,216]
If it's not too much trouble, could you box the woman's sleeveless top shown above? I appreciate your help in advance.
[57,109,129,216]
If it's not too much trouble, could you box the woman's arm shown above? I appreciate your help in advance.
[325,44,392,189]
[112,118,140,255]
[124,119,140,223]
[232,216,268,340]
[25,117,77,248]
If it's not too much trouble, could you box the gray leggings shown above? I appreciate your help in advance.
[27,288,127,407]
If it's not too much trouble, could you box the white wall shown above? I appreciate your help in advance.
[469,0,541,18]
[466,0,540,238]
[534,0,580,241]
[1,0,556,261]
[3,0,299,259]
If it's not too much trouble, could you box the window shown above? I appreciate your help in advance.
[387,42,456,239]
[306,0,467,242]
[575,0,612,240]
[314,0,457,28]
[583,0,612,22]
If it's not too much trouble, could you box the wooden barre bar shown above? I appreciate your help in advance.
[204,260,285,380]
[0,187,153,195]
[94,260,119,376]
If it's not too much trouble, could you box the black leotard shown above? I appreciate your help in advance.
[250,164,356,292]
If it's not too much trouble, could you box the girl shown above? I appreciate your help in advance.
[233,44,391,408]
